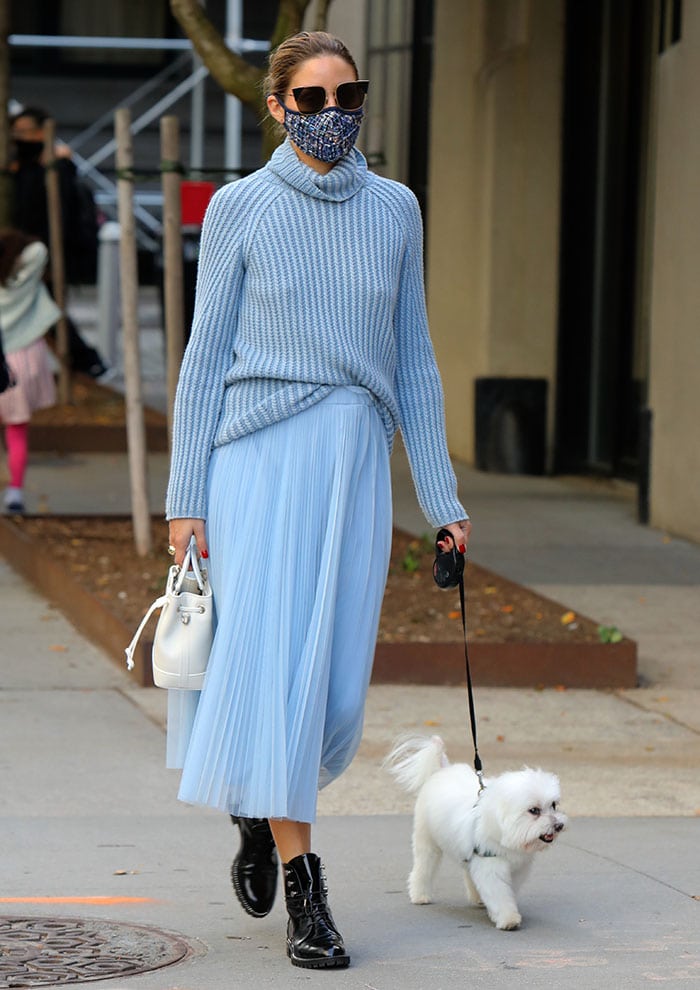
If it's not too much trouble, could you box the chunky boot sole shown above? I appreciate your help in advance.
[229,817,278,918]
[230,860,273,919]
[287,939,350,969]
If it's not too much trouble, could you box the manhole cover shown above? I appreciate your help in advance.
[0,916,191,987]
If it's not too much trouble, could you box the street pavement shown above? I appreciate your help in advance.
[0,287,698,988]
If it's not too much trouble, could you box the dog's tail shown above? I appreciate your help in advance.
[383,735,449,794]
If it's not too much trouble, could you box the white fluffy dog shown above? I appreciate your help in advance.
[385,735,567,931]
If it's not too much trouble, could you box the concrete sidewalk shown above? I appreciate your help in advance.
[1,560,699,989]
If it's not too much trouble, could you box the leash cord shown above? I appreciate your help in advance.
[457,570,485,790]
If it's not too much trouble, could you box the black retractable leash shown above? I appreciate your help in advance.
[433,528,485,792]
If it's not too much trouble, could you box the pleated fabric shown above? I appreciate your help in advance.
[167,386,392,824]
[0,338,56,424]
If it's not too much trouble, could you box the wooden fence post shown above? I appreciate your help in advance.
[43,119,70,404]
[160,115,185,447]
[115,107,152,556]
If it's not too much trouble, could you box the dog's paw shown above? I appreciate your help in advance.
[495,911,522,931]
[409,892,433,905]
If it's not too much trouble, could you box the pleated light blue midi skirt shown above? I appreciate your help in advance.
[166,386,392,823]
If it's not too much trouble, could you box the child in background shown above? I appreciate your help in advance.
[0,229,59,514]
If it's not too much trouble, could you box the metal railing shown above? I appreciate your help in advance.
[10,33,269,247]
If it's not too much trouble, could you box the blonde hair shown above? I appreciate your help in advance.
[263,31,359,100]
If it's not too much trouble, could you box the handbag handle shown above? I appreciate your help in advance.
[173,537,207,594]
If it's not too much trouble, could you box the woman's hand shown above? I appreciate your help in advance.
[168,518,208,567]
[437,519,472,555]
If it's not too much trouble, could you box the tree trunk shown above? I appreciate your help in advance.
[170,0,333,160]
[0,0,12,226]
[160,115,185,449]
[115,108,152,557]
[43,120,71,404]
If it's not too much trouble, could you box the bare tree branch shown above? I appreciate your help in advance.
[170,0,265,109]
[169,0,335,159]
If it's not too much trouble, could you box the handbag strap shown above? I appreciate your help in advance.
[173,539,207,594]
[124,593,168,670]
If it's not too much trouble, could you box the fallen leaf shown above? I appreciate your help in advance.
[500,605,514,614]
[448,610,461,620]
[484,586,497,595]
[561,611,576,625]
[555,685,567,692]
[496,735,505,743]
[424,720,441,727]
[49,645,68,652]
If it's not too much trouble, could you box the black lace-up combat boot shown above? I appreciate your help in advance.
[230,816,278,917]
[283,853,350,969]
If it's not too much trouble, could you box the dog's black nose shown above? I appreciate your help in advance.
[554,822,564,832]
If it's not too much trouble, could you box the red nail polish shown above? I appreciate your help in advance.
[201,549,209,559]
[458,544,466,554]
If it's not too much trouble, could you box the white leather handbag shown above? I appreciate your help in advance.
[125,538,213,689]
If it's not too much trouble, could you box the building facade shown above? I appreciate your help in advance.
[426,0,699,543]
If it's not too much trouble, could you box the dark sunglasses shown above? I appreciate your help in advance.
[285,80,369,115]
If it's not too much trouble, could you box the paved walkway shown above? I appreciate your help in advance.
[0,287,698,987]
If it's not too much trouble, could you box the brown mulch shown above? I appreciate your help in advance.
[7,516,602,646]
[31,378,167,428]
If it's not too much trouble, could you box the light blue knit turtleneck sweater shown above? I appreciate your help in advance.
[166,139,466,527]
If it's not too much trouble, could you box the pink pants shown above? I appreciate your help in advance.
[4,423,29,488]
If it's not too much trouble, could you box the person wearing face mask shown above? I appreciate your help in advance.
[10,106,109,379]
[165,31,471,970]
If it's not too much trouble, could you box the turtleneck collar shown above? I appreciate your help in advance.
[266,138,368,203]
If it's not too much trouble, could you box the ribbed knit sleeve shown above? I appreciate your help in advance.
[165,182,250,519]
[392,189,468,528]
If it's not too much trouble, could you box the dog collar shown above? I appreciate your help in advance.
[465,846,497,862]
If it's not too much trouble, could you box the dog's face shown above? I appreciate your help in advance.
[479,768,567,854]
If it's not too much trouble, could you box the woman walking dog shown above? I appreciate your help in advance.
[166,30,470,969]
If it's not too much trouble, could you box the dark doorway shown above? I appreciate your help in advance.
[555,0,655,477]
[408,0,434,219]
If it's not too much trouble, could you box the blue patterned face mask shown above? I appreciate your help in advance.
[277,101,364,163]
